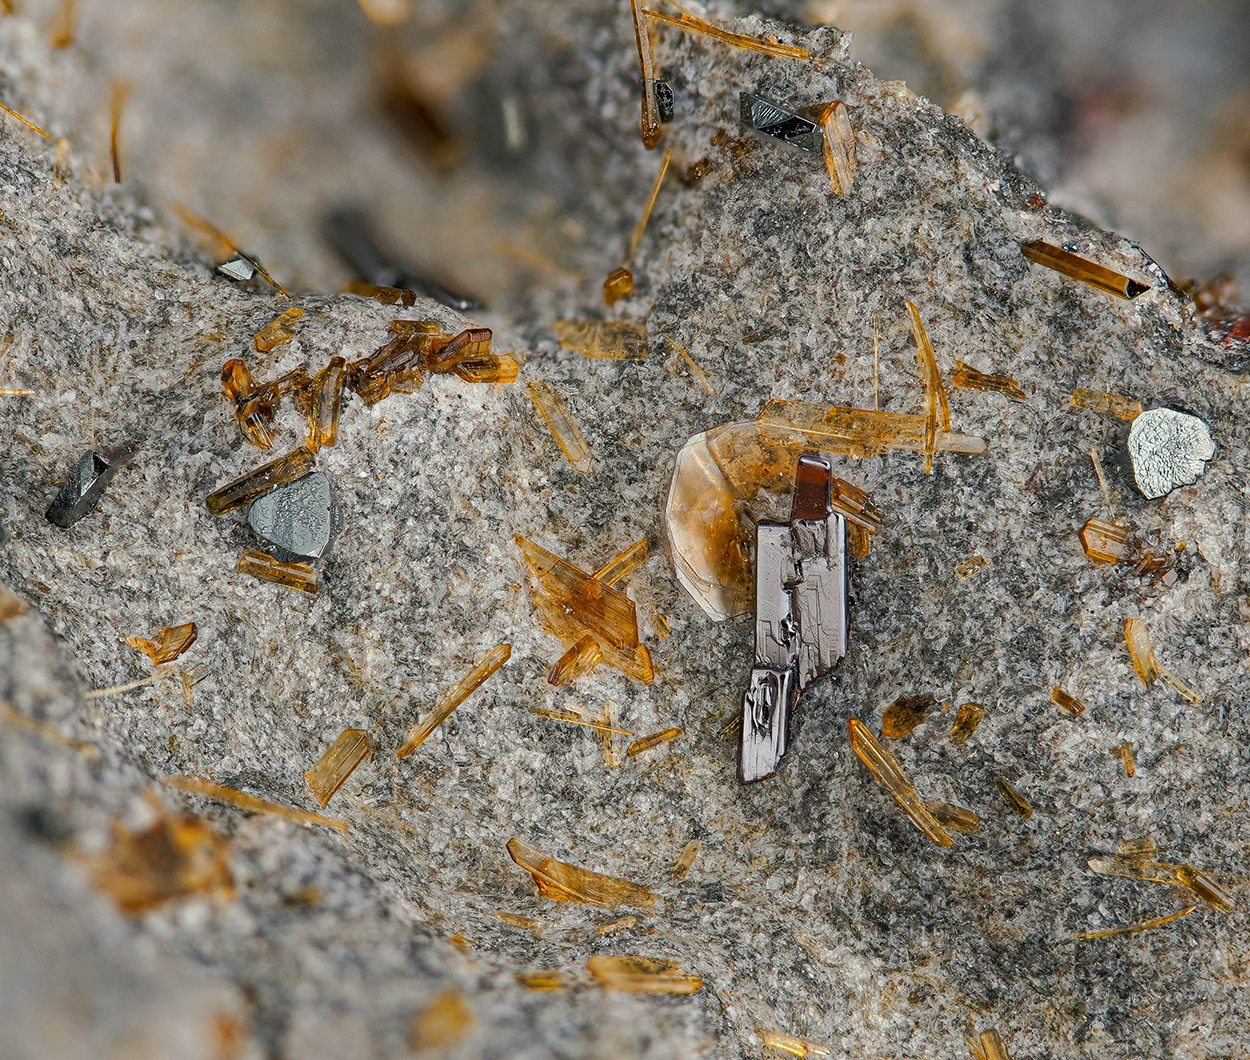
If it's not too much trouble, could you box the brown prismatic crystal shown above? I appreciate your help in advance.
[882,694,933,738]
[1115,743,1136,777]
[1088,855,1233,912]
[757,400,985,462]
[1116,836,1156,859]
[626,727,681,757]
[344,280,417,306]
[547,634,603,686]
[429,327,491,372]
[604,267,635,306]
[670,840,699,881]
[348,322,440,404]
[817,100,855,195]
[847,719,954,846]
[1070,387,1144,420]
[518,971,572,991]
[1021,240,1150,299]
[254,307,304,352]
[599,914,637,935]
[164,776,347,831]
[948,703,984,744]
[221,357,276,449]
[125,622,198,666]
[1051,688,1087,718]
[927,801,980,834]
[1072,905,1197,940]
[593,538,648,585]
[305,728,370,806]
[1080,518,1130,564]
[237,550,319,594]
[206,446,316,515]
[527,380,593,472]
[585,955,702,994]
[553,320,649,360]
[977,1029,1012,1060]
[996,777,1034,819]
[951,361,1026,401]
[907,300,950,474]
[955,555,988,578]
[307,357,347,452]
[630,0,662,148]
[397,644,511,758]
[757,1029,831,1057]
[1123,617,1200,703]
[506,837,657,908]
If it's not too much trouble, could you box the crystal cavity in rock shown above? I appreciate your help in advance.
[247,472,335,559]
[1127,408,1216,499]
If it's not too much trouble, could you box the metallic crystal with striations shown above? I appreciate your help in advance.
[46,445,135,528]
[247,471,336,559]
[740,92,822,152]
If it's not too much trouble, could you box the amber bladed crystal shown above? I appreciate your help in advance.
[1022,240,1149,299]
[307,357,347,452]
[1051,687,1087,718]
[626,727,681,757]
[847,719,953,845]
[125,623,198,666]
[506,837,657,908]
[1070,387,1143,421]
[553,320,649,360]
[951,361,1026,400]
[527,379,592,472]
[206,447,316,515]
[1080,518,1130,563]
[237,549,319,594]
[305,728,370,806]
[396,644,511,758]
[586,955,702,993]
[254,306,304,352]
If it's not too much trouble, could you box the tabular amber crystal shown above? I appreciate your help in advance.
[757,1029,831,1057]
[1115,743,1136,777]
[1116,836,1155,859]
[430,327,490,371]
[254,306,305,352]
[125,622,197,665]
[164,776,347,831]
[1088,855,1233,912]
[670,840,699,881]
[397,644,511,758]
[1080,518,1130,563]
[305,728,370,806]
[344,280,417,306]
[1051,687,1087,718]
[626,726,681,757]
[996,777,1034,819]
[817,100,855,196]
[519,971,572,991]
[506,837,658,908]
[603,267,635,306]
[847,719,953,846]
[955,555,988,578]
[585,955,702,994]
[1022,240,1149,299]
[948,703,984,743]
[927,801,980,834]
[547,634,603,686]
[553,320,649,360]
[882,694,933,738]
[1070,388,1143,420]
[527,380,593,472]
[237,549,319,594]
[951,361,1026,401]
[977,1028,1012,1060]
[206,446,316,515]
[307,357,347,452]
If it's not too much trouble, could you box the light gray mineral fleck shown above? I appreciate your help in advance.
[216,256,256,282]
[1127,407,1216,499]
[247,472,335,559]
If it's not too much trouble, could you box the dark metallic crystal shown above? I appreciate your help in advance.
[46,444,137,528]
[247,471,336,559]
[740,92,823,153]
[654,79,675,123]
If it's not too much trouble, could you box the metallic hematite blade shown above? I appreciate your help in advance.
[46,450,118,528]
[740,92,823,153]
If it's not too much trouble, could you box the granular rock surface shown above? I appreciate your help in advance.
[1,3,1248,1058]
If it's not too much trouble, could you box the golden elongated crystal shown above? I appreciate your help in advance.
[585,955,702,994]
[206,446,316,515]
[397,644,511,758]
[627,144,672,262]
[883,694,932,738]
[817,100,855,195]
[593,538,648,586]
[847,719,953,845]
[907,300,950,474]
[254,307,304,352]
[644,7,810,61]
[997,777,1034,819]
[599,914,637,934]
[630,0,661,149]
[757,400,986,461]
[626,727,681,757]
[1080,518,1130,563]
[1123,618,1200,703]
[602,699,622,766]
[1070,387,1143,420]
[497,911,542,931]
[1088,856,1233,912]
[506,837,657,908]
[927,801,980,834]
[829,477,882,534]
[670,840,699,881]
[446,353,519,384]
[237,550,319,594]
[527,379,592,472]
[305,728,369,806]
[1115,743,1136,777]
[1073,904,1197,940]
[348,325,438,404]
[164,775,348,831]
[221,358,256,403]
[531,708,634,735]
[955,555,988,578]
[307,356,347,452]
[221,357,276,449]
[548,635,603,685]
[344,280,417,306]
[757,1028,832,1057]
[977,1028,1012,1060]
[1022,240,1149,299]
[430,327,490,371]
[1051,688,1086,718]
[553,320,649,360]
[0,97,53,140]
[125,622,198,666]
[952,361,1026,400]
[604,266,635,307]
[948,702,984,744]
[519,970,572,990]
[664,333,716,395]
[1116,836,1155,859]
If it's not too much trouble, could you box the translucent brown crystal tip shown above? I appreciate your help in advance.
[305,728,370,807]
[1022,240,1149,299]
[125,622,198,666]
[585,954,702,993]
[506,837,658,908]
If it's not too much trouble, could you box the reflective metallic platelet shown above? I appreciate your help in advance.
[740,92,823,153]
[653,79,675,123]
[1127,407,1215,499]
[247,471,337,559]
[216,256,257,282]
[46,449,124,528]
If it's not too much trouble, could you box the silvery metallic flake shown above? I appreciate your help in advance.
[739,455,848,782]
[216,256,257,282]
[740,92,823,153]
[1127,408,1215,499]
[247,471,337,559]
[654,79,675,123]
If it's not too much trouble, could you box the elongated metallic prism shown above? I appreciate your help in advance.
[739,454,848,782]
[740,93,823,153]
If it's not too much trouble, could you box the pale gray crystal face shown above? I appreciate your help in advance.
[247,472,335,559]
[1127,407,1216,499]
[216,256,256,281]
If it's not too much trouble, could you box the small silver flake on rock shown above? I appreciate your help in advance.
[246,471,337,559]
[1127,407,1216,499]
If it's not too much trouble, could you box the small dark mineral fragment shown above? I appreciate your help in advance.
[46,444,136,528]
[740,92,822,153]
[247,471,336,559]
[654,79,675,123]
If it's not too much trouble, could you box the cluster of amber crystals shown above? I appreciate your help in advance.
[125,622,198,666]
[506,837,657,908]
[1124,617,1200,703]
[221,358,311,451]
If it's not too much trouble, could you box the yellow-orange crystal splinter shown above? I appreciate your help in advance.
[527,379,592,471]
[307,357,347,452]
[630,0,662,149]
[907,300,950,474]
[955,555,988,578]
[817,101,855,196]
[547,635,603,685]
[1022,240,1149,299]
[1080,518,1130,564]
[627,144,672,263]
[1123,618,1200,703]
[519,970,572,991]
[206,446,316,515]
[927,802,980,834]
[847,719,953,846]
[671,840,699,881]
[1088,856,1233,912]
[626,727,681,757]
[757,401,985,462]
[1072,905,1197,940]
[553,321,649,360]
[305,729,370,806]
[757,1028,832,1057]
[586,955,702,993]
[1115,743,1136,777]
[1051,688,1086,718]
[977,1028,1012,1060]
[254,307,305,352]
[237,550,318,594]
[644,5,810,61]
[664,333,715,395]
[506,837,657,907]
[531,708,634,736]
[997,777,1034,819]
[949,702,984,743]
[1070,388,1143,420]
[109,81,129,182]
[952,361,1026,401]
[397,644,511,758]
[125,623,198,666]
[0,98,53,139]
[882,694,932,738]
[164,776,347,831]
[593,538,648,585]
[603,267,634,306]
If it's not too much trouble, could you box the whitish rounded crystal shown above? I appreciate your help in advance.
[1127,408,1215,499]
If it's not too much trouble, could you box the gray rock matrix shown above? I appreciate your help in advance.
[1,2,1247,1059]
